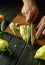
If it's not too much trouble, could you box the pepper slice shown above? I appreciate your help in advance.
[20,25,31,43]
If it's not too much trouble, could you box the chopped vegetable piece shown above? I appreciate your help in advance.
[9,23,19,35]
[0,14,5,21]
[9,22,16,35]
[0,39,12,55]
[20,25,31,43]
[14,23,19,30]
[30,23,35,45]
[1,20,6,32]
[34,45,45,60]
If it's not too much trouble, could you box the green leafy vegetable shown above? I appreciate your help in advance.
[34,45,45,60]
[0,39,12,55]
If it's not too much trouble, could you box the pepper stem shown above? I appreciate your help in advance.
[7,47,12,55]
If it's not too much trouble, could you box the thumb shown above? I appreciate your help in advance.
[21,8,26,17]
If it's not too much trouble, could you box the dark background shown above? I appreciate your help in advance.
[0,0,45,65]
[0,0,45,14]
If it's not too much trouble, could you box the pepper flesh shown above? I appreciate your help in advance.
[34,45,45,60]
[20,25,31,43]
[0,39,8,51]
[9,23,16,35]
[0,39,12,55]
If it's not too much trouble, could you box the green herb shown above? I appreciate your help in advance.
[34,45,45,60]
[0,39,12,55]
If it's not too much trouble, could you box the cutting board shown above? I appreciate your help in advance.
[5,14,45,45]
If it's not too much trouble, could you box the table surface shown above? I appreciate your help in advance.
[0,1,45,65]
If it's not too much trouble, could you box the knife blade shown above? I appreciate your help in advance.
[30,21,35,45]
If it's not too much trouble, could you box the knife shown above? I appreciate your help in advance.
[30,21,35,45]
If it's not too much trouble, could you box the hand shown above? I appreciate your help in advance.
[35,16,45,39]
[21,0,39,22]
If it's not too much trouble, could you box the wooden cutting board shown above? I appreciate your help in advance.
[5,14,45,45]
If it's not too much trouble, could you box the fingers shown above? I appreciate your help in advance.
[21,5,26,15]
[42,29,45,35]
[37,20,42,29]
[37,17,44,29]
[37,16,45,29]
[21,7,31,21]
[26,11,31,21]
[21,5,27,17]
[33,9,39,22]
[35,22,45,39]
[35,16,45,39]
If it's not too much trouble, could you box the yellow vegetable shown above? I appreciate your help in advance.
[9,23,19,35]
[9,22,16,35]
[0,39,8,51]
[0,39,12,55]
[20,25,31,43]
[34,45,45,60]
[0,14,5,21]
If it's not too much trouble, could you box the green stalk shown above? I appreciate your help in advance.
[7,47,12,55]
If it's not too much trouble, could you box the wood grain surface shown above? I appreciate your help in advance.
[5,14,45,45]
